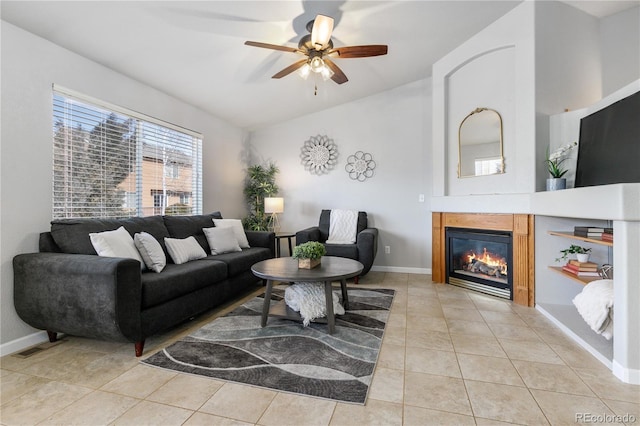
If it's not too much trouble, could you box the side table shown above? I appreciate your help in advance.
[274,232,295,257]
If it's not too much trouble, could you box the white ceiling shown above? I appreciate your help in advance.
[2,1,637,129]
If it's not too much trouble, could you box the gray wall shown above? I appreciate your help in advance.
[247,79,432,272]
[0,22,247,351]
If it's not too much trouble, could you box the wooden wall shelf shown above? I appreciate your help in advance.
[548,266,601,285]
[548,231,613,247]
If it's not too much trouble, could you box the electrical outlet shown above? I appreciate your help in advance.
[385,246,391,254]
[419,194,425,202]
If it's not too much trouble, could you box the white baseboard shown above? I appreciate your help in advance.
[613,360,640,385]
[370,266,432,275]
[0,330,50,357]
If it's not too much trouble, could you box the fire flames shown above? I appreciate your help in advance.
[466,248,508,275]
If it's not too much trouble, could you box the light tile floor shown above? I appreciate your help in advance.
[1,273,638,425]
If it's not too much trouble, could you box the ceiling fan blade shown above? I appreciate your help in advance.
[272,59,309,79]
[323,58,348,84]
[311,14,334,50]
[330,45,388,58]
[244,41,299,53]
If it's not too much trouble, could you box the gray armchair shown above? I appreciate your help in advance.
[295,210,378,282]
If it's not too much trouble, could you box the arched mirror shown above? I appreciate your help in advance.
[458,107,504,177]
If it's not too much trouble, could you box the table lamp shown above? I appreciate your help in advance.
[264,197,284,232]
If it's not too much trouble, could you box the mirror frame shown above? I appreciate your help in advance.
[457,107,504,178]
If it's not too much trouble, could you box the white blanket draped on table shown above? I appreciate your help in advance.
[284,282,345,326]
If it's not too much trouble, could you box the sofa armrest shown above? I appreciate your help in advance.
[357,228,379,275]
[245,231,276,257]
[295,226,321,245]
[13,253,143,342]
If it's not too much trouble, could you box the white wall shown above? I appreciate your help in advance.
[432,2,536,198]
[600,6,640,97]
[248,79,432,272]
[0,22,246,351]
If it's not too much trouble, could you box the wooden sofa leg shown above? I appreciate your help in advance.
[134,340,145,357]
[46,330,57,343]
[354,276,359,284]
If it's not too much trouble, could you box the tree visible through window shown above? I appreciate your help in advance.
[52,87,202,219]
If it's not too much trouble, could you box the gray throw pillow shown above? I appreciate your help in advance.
[203,226,242,255]
[164,236,207,265]
[134,232,166,273]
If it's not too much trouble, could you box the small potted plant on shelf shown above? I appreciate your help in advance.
[292,241,326,269]
[557,244,592,263]
[545,141,577,191]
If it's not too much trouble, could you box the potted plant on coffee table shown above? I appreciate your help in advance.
[292,241,326,269]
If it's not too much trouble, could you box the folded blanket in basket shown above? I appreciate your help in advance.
[572,279,614,340]
[284,282,345,326]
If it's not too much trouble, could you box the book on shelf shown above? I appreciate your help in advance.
[565,261,598,272]
[561,265,601,277]
[603,227,613,234]
[601,233,614,242]
[574,226,605,232]
[573,230,603,238]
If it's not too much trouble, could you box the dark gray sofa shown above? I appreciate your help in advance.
[13,212,274,357]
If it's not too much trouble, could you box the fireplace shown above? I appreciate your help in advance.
[446,227,513,300]
[432,213,534,307]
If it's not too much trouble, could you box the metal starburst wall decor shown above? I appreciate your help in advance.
[345,151,376,181]
[300,134,338,175]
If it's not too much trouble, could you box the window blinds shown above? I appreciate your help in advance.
[52,86,202,219]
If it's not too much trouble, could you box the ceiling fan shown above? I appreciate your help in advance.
[244,14,388,85]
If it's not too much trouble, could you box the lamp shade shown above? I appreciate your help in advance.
[264,197,284,214]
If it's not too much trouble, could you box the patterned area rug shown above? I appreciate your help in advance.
[142,286,395,404]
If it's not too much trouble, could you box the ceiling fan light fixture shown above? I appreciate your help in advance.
[298,63,311,80]
[309,56,325,73]
[311,15,334,50]
[320,65,334,81]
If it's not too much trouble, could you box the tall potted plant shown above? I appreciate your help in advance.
[242,163,279,231]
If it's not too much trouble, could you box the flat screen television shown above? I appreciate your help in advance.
[575,90,640,187]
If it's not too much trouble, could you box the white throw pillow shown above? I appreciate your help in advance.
[203,226,242,255]
[134,232,166,273]
[89,226,145,270]
[212,218,250,248]
[164,236,207,265]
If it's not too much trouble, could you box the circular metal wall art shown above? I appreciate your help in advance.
[345,151,376,181]
[300,134,338,175]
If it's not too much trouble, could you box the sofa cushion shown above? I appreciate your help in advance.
[324,243,358,260]
[141,260,228,309]
[163,212,223,253]
[51,216,170,255]
[204,247,272,276]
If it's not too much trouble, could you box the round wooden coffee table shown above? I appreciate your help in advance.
[251,256,364,333]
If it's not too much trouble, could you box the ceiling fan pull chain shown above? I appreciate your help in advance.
[314,83,318,96]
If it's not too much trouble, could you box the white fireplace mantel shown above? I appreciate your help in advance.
[431,183,640,221]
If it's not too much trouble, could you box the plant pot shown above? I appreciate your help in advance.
[546,178,566,191]
[298,258,321,269]
[576,253,590,263]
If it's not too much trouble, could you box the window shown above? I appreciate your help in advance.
[52,85,202,218]
[474,157,502,176]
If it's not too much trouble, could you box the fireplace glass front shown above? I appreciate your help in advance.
[445,228,513,299]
